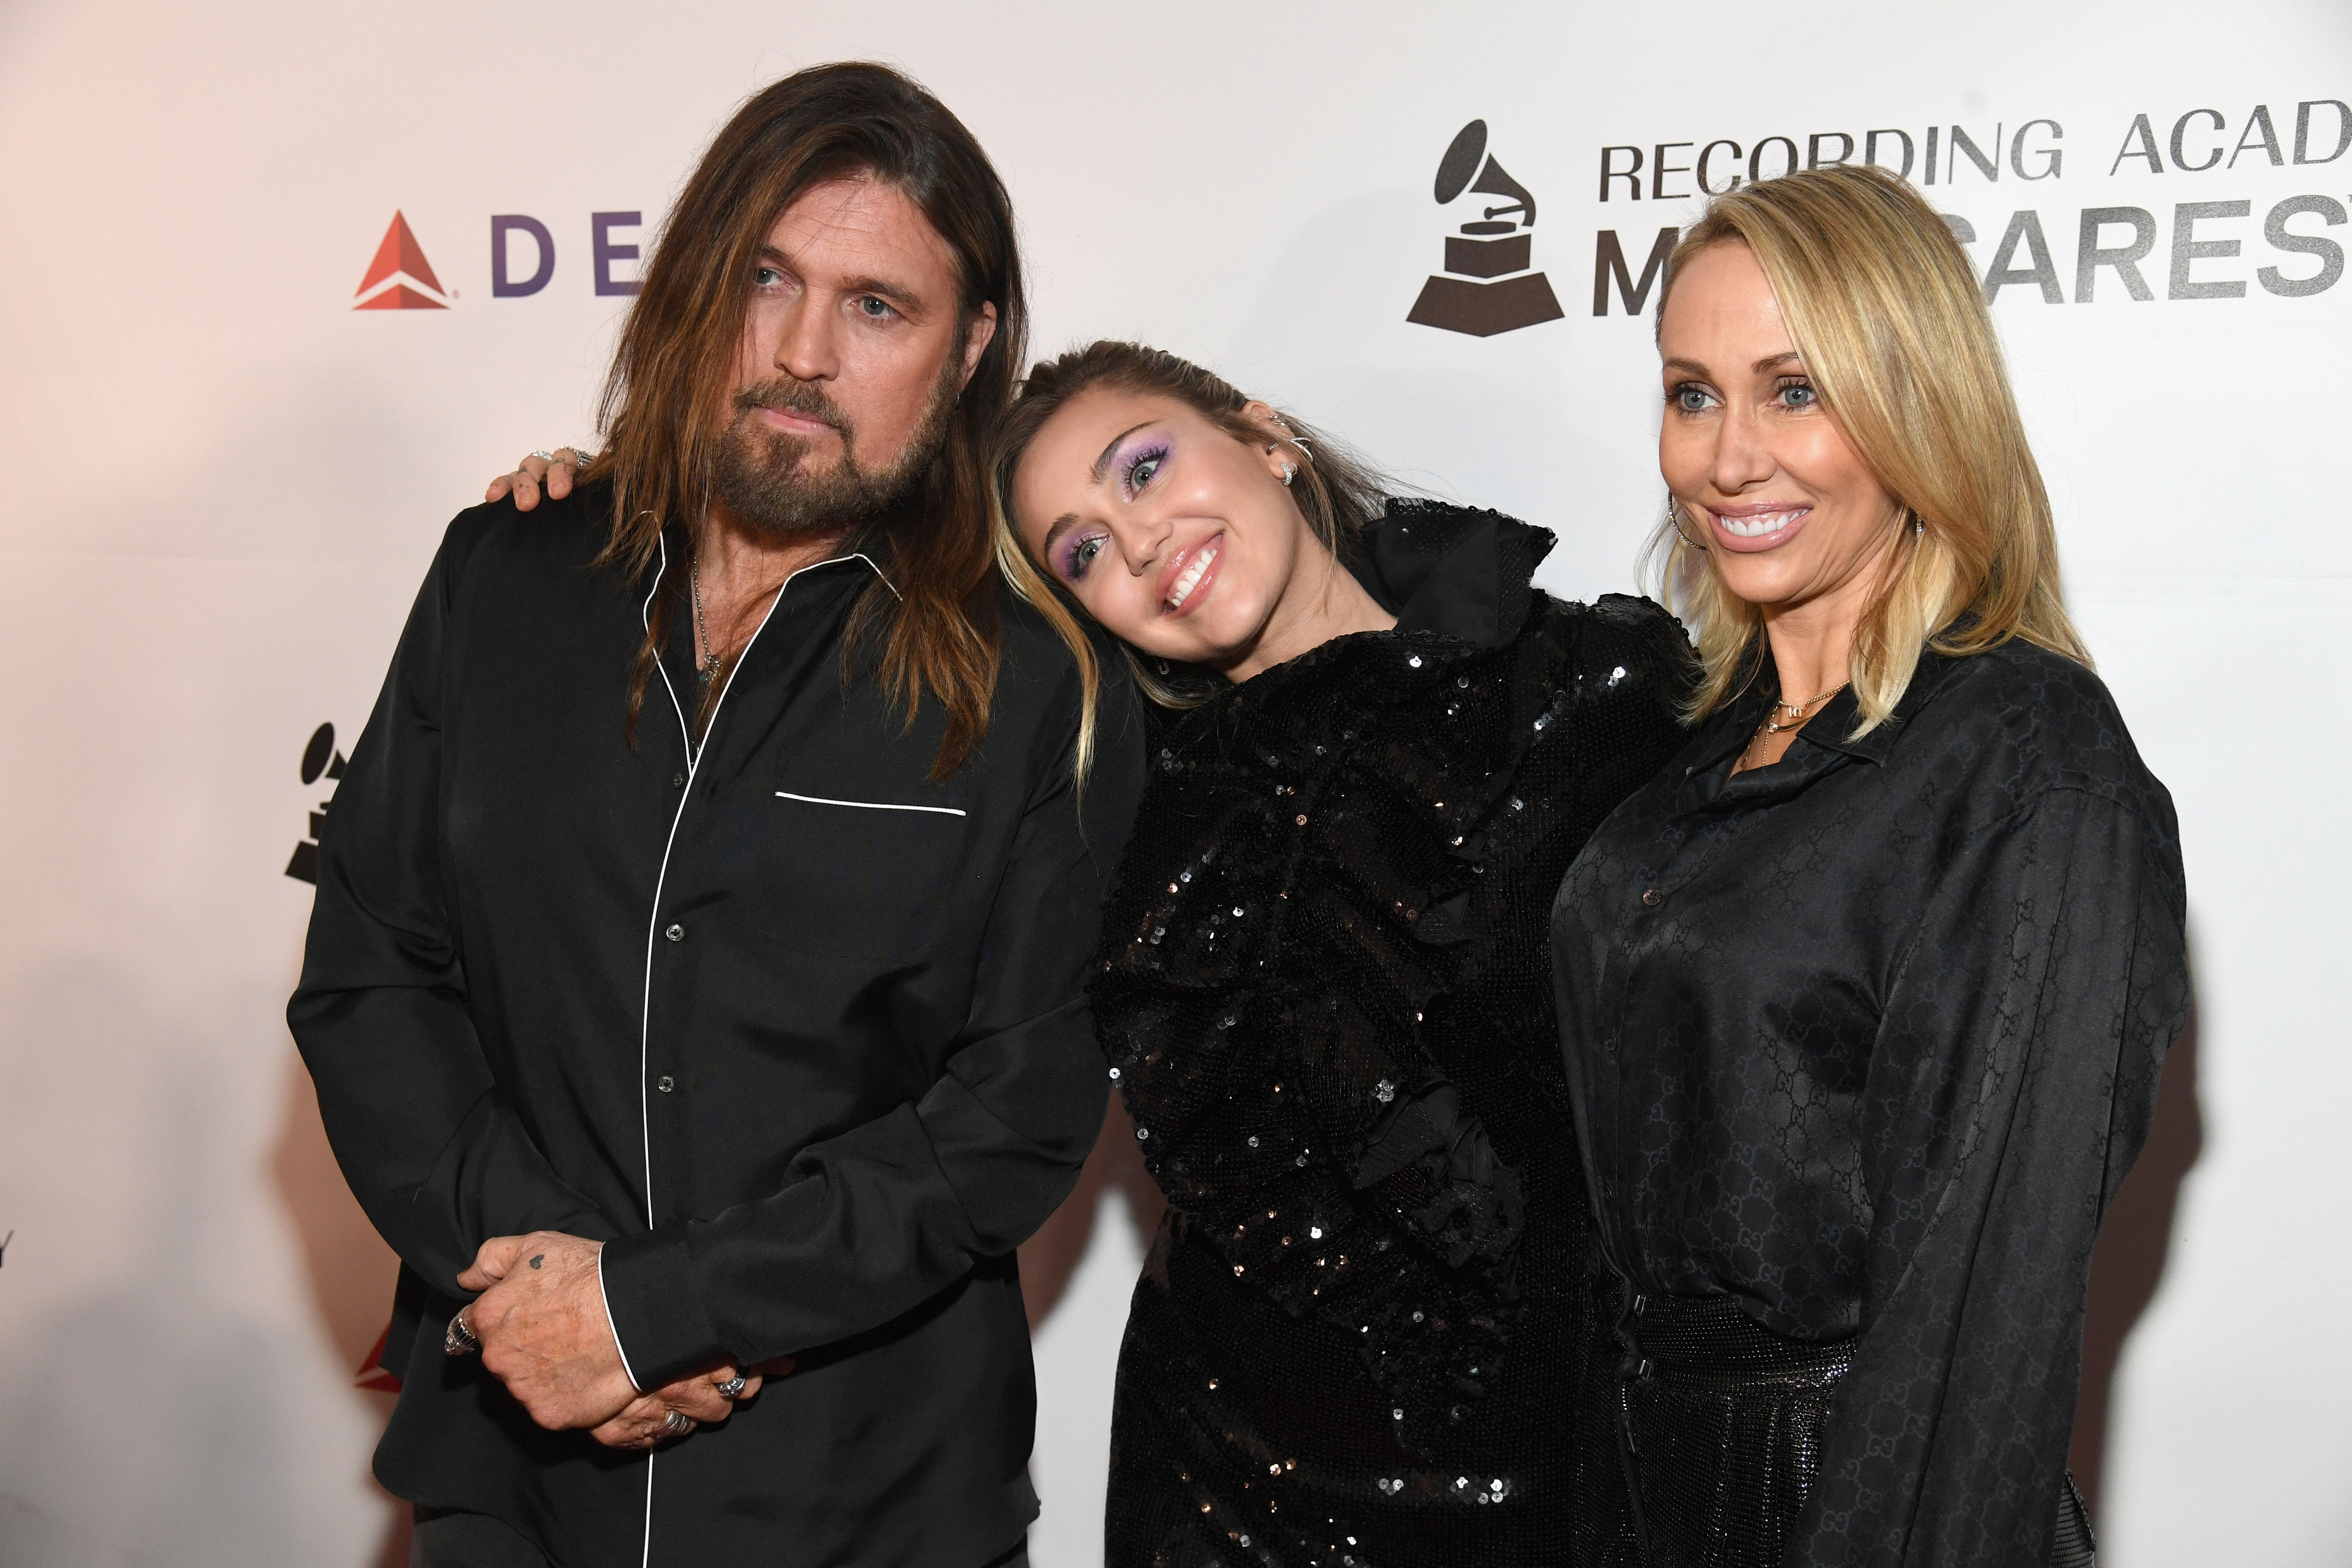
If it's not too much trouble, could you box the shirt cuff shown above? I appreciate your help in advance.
[593,1245,642,1393]
[597,1225,727,1389]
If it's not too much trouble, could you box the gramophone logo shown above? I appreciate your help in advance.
[1406,121,1565,337]
[285,721,347,884]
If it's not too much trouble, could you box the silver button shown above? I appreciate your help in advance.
[665,922,685,941]
[656,1075,676,1092]
[1641,888,1661,907]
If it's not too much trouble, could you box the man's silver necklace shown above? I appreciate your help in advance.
[689,549,725,687]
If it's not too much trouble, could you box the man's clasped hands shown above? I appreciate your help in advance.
[452,1231,787,1450]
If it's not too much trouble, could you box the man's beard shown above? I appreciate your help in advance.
[710,357,961,542]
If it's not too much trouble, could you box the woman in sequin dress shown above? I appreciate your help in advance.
[986,342,1690,1566]
[1549,168,2187,1567]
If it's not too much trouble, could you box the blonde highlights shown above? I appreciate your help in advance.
[1649,164,2090,731]
[985,341,1394,777]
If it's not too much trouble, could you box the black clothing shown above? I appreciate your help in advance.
[1551,643,2187,1567]
[1091,502,1690,1566]
[412,1506,552,1568]
[290,483,1146,1568]
[406,1507,1032,1568]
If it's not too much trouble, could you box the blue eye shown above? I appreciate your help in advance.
[1779,380,1818,409]
[1060,532,1106,582]
[754,266,783,287]
[856,296,896,320]
[1668,384,1716,414]
[1121,446,1168,496]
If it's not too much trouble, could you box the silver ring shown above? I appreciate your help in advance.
[663,1410,695,1435]
[528,450,556,462]
[714,1375,747,1399]
[443,1307,481,1357]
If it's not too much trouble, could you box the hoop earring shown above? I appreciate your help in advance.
[1667,497,1708,550]
[1155,657,1171,676]
[1279,460,1297,486]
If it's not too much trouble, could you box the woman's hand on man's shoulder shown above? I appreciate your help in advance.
[484,446,593,511]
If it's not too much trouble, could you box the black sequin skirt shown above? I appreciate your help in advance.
[1106,1217,1580,1568]
[1573,1281,2097,1568]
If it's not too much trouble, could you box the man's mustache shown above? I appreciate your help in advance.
[733,377,855,442]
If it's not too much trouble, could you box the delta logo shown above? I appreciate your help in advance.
[353,211,449,310]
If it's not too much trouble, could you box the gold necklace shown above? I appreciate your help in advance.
[1740,682,1847,768]
[1762,683,1845,735]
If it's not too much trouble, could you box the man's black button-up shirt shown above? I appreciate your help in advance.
[290,484,1145,1567]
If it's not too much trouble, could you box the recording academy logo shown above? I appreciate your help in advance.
[1407,121,1566,337]
[285,722,347,884]
[354,211,450,311]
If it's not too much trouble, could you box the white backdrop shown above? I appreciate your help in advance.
[2,2,2347,1564]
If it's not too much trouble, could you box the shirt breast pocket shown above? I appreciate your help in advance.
[759,787,977,958]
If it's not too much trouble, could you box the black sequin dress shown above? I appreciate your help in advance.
[1093,502,1690,1567]
[1549,644,2189,1568]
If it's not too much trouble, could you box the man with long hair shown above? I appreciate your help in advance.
[291,63,1143,1567]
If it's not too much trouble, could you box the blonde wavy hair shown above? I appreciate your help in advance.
[1648,164,2090,731]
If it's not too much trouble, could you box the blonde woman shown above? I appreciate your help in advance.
[1549,166,2186,1567]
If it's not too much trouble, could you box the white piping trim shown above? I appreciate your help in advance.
[629,541,883,1566]
[773,790,967,817]
[596,1247,643,1393]
[639,1456,655,1568]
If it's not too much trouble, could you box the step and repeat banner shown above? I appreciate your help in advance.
[1,2,2346,1563]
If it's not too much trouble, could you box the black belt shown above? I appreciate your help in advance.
[1586,1270,2093,1567]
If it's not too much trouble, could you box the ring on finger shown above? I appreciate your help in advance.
[664,1410,695,1436]
[714,1375,747,1399]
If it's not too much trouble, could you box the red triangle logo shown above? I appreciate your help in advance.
[354,1320,403,1392]
[354,211,449,310]
[354,282,447,311]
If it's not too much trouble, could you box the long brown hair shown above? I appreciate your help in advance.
[985,340,1392,776]
[1647,165,2089,731]
[586,62,1027,780]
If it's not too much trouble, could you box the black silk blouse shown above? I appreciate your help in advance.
[1551,641,2189,1566]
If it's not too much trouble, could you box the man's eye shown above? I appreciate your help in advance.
[754,267,783,287]
[857,296,896,319]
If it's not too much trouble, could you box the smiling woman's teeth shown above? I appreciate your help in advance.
[1165,541,1219,610]
[1718,509,1804,538]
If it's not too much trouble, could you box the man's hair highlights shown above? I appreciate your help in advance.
[586,61,1027,779]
